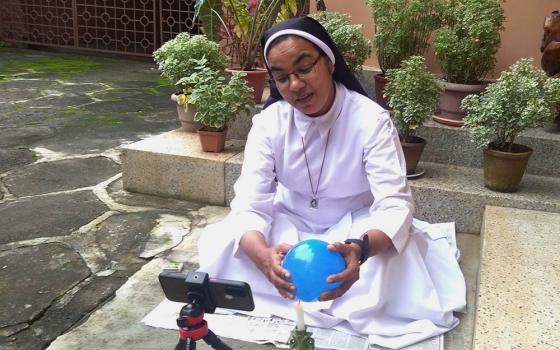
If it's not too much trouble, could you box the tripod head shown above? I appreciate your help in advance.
[159,271,255,350]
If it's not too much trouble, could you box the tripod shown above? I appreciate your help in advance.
[174,299,233,350]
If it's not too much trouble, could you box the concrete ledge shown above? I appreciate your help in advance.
[122,131,560,233]
[473,206,560,349]
[121,129,243,206]
[411,162,560,233]
[417,120,560,177]
[225,159,560,234]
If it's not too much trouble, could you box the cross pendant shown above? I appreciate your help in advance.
[310,198,318,209]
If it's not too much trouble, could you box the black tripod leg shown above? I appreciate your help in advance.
[175,337,196,350]
[202,329,233,350]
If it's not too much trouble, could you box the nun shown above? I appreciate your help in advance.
[197,16,466,349]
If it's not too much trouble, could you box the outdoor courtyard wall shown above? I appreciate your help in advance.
[316,0,558,77]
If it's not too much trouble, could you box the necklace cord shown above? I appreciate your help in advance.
[301,129,331,198]
[296,100,343,203]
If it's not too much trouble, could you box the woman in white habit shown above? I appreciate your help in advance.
[198,16,466,349]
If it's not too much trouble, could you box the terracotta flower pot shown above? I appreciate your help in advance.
[374,73,391,110]
[198,128,228,153]
[400,135,426,176]
[433,82,487,127]
[483,144,533,192]
[225,67,268,104]
[171,94,202,133]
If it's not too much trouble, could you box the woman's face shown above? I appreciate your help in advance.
[266,36,335,117]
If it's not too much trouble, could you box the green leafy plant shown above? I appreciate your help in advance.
[366,0,442,73]
[462,59,560,152]
[385,56,442,142]
[195,0,304,70]
[310,11,372,74]
[433,0,505,84]
[183,58,255,130]
[153,33,228,91]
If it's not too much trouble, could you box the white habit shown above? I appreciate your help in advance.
[198,83,466,349]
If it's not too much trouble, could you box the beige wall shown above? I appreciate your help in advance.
[314,0,559,78]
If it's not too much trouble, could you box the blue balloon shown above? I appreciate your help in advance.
[282,239,346,302]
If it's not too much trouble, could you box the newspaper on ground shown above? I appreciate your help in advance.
[143,299,369,350]
[142,299,442,350]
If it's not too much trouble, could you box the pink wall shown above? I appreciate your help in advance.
[316,0,559,78]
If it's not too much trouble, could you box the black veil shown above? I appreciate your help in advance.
[261,16,369,108]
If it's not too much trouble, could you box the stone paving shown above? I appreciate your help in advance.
[0,47,237,350]
[0,47,478,350]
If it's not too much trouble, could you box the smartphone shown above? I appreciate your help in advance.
[158,271,255,313]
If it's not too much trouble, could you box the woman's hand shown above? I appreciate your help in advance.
[239,231,295,299]
[318,241,361,301]
[255,243,295,299]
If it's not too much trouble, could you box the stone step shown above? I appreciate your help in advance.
[121,131,560,234]
[121,129,245,206]
[473,206,560,349]
[416,119,560,178]
[409,161,560,234]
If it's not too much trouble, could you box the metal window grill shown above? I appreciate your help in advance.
[0,0,201,57]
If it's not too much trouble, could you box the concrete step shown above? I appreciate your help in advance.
[226,157,560,234]
[416,120,560,178]
[121,129,245,206]
[122,131,560,234]
[409,161,560,234]
[473,206,560,349]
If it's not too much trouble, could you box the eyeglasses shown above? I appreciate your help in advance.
[271,55,323,86]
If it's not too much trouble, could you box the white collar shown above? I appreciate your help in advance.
[293,83,346,139]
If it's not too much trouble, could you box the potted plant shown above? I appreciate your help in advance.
[310,11,372,75]
[185,59,255,152]
[194,0,302,103]
[433,0,505,126]
[462,59,560,192]
[385,56,442,177]
[153,33,228,132]
[366,0,442,109]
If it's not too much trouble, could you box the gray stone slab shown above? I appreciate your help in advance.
[0,243,90,328]
[2,107,63,127]
[35,115,179,155]
[107,179,205,213]
[7,275,126,350]
[71,211,162,274]
[3,157,120,197]
[474,206,560,349]
[0,148,37,174]
[416,120,560,177]
[0,191,108,244]
[444,233,480,350]
[0,126,57,148]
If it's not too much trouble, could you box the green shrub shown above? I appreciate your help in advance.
[434,0,505,84]
[183,58,255,130]
[385,56,442,141]
[310,11,372,74]
[462,59,560,152]
[366,0,442,73]
[153,33,228,91]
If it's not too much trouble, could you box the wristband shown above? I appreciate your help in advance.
[344,235,369,265]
